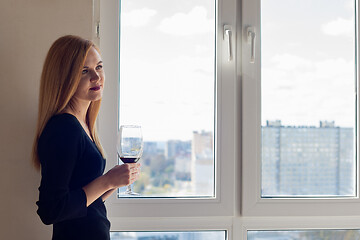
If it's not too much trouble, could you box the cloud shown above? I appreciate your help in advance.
[271,53,314,71]
[119,54,215,140]
[121,8,157,27]
[345,0,355,11]
[321,17,354,37]
[262,54,355,127]
[158,6,214,36]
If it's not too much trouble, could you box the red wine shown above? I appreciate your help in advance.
[120,157,139,163]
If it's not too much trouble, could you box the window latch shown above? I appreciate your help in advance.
[223,25,232,61]
[96,21,100,38]
[247,27,256,63]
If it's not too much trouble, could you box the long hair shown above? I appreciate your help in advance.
[32,35,105,170]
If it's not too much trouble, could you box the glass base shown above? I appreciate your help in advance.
[118,185,140,197]
[118,191,140,197]
[125,190,139,196]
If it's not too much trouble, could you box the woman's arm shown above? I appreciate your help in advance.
[37,116,90,224]
[82,163,140,207]
[101,189,116,202]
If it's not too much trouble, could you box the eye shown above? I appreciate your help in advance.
[82,69,88,74]
[96,65,103,70]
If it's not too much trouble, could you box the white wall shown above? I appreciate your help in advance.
[0,0,94,239]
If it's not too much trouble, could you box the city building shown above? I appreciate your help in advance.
[262,120,354,197]
[191,130,214,196]
[165,140,191,159]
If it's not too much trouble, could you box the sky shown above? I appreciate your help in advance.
[117,0,356,141]
[119,0,215,141]
[261,0,356,128]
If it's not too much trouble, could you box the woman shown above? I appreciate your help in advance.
[32,35,140,239]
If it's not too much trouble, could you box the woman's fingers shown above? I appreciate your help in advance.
[105,163,141,187]
[129,164,141,184]
[123,163,141,185]
[127,163,141,170]
[127,163,141,174]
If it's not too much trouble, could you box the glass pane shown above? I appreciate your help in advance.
[248,230,360,239]
[111,231,226,240]
[261,0,356,197]
[119,0,216,197]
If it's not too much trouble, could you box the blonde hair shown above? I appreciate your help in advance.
[32,35,105,170]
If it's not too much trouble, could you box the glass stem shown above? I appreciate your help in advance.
[126,185,132,194]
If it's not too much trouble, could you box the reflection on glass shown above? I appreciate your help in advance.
[119,0,216,197]
[248,230,360,240]
[111,231,226,240]
[261,0,356,197]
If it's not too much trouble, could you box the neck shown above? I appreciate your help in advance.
[64,98,91,123]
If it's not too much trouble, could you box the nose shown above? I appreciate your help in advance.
[90,70,100,82]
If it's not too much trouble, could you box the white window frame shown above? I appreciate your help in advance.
[238,216,360,239]
[241,0,360,217]
[96,0,360,239]
[97,0,238,225]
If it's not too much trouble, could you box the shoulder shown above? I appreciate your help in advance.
[45,113,80,130]
[39,113,84,147]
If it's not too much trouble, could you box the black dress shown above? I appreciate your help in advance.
[36,113,110,240]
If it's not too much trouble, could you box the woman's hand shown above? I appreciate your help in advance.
[104,163,141,189]
[83,163,141,207]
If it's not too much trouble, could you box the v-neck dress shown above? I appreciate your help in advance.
[36,113,110,240]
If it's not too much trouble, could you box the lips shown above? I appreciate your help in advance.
[90,86,101,91]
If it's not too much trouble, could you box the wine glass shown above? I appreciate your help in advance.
[117,125,143,195]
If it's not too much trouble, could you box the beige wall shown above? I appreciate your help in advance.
[0,0,94,239]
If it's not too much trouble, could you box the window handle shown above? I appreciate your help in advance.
[247,27,256,63]
[224,25,232,61]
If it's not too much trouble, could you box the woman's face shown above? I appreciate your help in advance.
[73,47,105,103]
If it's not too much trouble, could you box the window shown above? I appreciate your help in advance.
[117,0,216,198]
[111,231,227,240]
[260,0,356,198]
[242,0,360,217]
[248,229,360,239]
